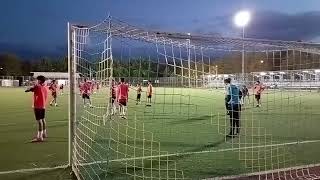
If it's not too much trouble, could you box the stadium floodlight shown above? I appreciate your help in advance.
[315,69,320,73]
[234,10,251,81]
[234,11,251,28]
[260,72,267,76]
[260,60,264,64]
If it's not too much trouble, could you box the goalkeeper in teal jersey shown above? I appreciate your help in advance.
[224,78,242,138]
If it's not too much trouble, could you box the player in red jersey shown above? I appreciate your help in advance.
[117,78,129,119]
[25,75,48,142]
[81,79,92,107]
[253,81,265,107]
[49,80,58,106]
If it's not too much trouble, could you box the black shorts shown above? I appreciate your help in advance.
[137,94,141,99]
[52,92,57,98]
[82,94,90,99]
[119,99,127,106]
[147,95,152,99]
[34,108,45,120]
[255,94,261,100]
[110,97,116,104]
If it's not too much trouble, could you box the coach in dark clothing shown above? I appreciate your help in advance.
[224,78,242,138]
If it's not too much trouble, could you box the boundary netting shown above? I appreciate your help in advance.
[68,16,320,180]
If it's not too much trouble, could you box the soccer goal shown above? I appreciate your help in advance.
[68,16,320,179]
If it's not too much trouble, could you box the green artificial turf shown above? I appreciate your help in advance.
[0,87,320,180]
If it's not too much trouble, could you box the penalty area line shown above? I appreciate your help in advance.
[77,139,320,167]
[0,164,68,175]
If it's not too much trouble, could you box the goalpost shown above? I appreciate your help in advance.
[67,16,320,180]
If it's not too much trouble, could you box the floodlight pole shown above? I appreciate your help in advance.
[187,33,191,88]
[215,65,218,89]
[242,27,245,82]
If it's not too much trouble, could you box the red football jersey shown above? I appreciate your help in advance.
[50,83,57,92]
[33,84,48,109]
[117,83,129,101]
[81,82,91,95]
[254,84,265,95]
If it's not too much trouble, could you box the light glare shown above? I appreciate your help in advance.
[234,11,251,27]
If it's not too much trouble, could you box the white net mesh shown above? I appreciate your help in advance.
[69,17,320,179]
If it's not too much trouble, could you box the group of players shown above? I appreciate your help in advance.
[109,78,153,119]
[77,77,153,119]
[225,78,265,138]
[25,74,261,142]
[78,79,100,108]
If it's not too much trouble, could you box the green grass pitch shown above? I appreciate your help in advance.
[0,87,320,180]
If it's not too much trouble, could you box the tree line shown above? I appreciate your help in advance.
[0,54,68,76]
[1,50,315,77]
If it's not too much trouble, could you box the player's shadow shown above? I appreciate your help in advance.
[168,115,216,125]
[26,137,68,143]
[101,139,226,178]
[46,137,68,143]
[140,139,226,169]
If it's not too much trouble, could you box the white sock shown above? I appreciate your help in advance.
[44,129,47,135]
[118,107,121,115]
[121,106,125,116]
[111,106,115,114]
[113,105,117,114]
[123,106,127,116]
[37,131,41,138]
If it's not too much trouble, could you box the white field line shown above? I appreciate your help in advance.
[207,163,320,180]
[0,164,68,175]
[1,139,320,175]
[0,123,18,126]
[78,139,320,166]
[0,120,67,127]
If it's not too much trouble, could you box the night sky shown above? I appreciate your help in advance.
[1,0,320,57]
